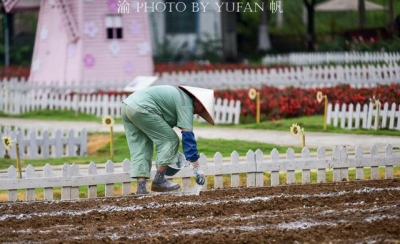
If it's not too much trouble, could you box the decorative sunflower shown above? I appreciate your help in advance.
[290,123,302,136]
[316,91,323,103]
[102,115,115,128]
[2,136,13,150]
[370,96,380,107]
[248,88,257,100]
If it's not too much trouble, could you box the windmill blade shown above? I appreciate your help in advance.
[55,0,79,42]
[1,0,21,12]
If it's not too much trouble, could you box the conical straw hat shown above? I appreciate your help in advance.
[179,85,215,125]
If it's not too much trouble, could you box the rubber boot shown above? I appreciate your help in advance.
[151,171,180,192]
[136,181,149,195]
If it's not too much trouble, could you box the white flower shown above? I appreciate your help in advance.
[109,41,121,56]
[83,21,98,38]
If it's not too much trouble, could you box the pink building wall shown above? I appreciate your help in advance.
[29,0,154,86]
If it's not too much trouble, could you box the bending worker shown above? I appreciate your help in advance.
[121,85,215,194]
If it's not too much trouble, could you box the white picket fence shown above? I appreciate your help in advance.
[155,63,400,89]
[0,144,398,202]
[2,62,400,91]
[0,126,87,159]
[0,77,129,93]
[0,88,241,124]
[262,52,400,66]
[327,102,400,130]
[200,98,241,125]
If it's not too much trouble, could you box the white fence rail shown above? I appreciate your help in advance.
[0,126,87,159]
[262,52,400,66]
[0,144,399,202]
[327,102,400,130]
[0,89,241,124]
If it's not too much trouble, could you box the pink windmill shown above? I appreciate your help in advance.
[2,0,154,86]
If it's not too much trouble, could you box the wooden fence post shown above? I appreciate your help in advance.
[7,166,18,202]
[121,159,131,195]
[61,163,71,200]
[88,162,97,198]
[255,149,264,187]
[385,144,394,179]
[70,163,80,199]
[340,146,349,181]
[332,146,341,182]
[286,148,296,184]
[270,148,280,186]
[301,147,311,184]
[246,150,256,187]
[370,145,379,180]
[317,147,326,183]
[213,152,223,189]
[105,160,114,197]
[230,151,240,188]
[355,146,364,180]
[43,163,53,201]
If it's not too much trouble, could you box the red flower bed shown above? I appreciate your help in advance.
[0,66,30,79]
[215,84,400,120]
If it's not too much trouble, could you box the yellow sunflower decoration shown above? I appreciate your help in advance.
[316,91,328,131]
[248,88,260,124]
[2,136,22,178]
[102,115,115,128]
[2,136,12,150]
[290,123,302,136]
[248,88,257,100]
[102,115,115,160]
[316,91,323,103]
[290,123,306,148]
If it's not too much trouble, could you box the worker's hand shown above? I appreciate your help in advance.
[192,164,205,185]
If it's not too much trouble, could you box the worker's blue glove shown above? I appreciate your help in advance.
[181,131,200,162]
[192,165,205,185]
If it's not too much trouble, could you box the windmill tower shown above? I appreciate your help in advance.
[2,0,154,87]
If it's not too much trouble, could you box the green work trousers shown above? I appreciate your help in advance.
[121,103,179,179]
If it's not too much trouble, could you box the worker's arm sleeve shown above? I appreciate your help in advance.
[181,131,200,162]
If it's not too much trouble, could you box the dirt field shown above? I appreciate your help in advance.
[1,179,399,243]
[87,134,109,155]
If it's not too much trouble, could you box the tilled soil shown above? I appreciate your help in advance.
[1,179,400,244]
